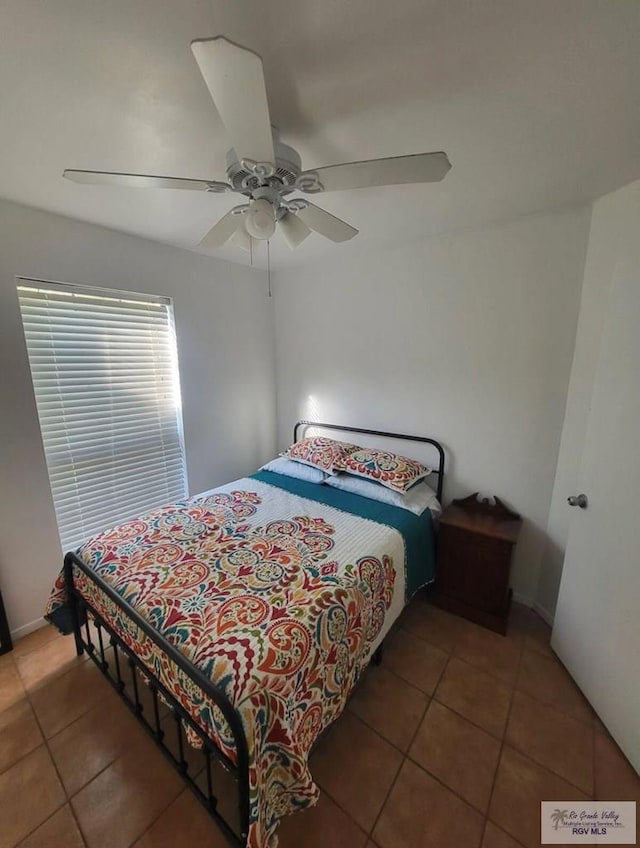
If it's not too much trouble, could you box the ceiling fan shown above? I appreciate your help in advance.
[64,37,451,252]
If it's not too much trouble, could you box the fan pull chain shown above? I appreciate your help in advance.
[249,236,253,267]
[267,240,272,298]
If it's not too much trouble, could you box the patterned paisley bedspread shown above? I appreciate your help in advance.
[45,476,408,847]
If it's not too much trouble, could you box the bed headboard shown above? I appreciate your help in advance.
[293,420,445,503]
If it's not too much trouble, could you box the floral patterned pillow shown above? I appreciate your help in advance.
[339,447,431,493]
[282,436,359,474]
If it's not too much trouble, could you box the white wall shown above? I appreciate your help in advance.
[540,179,640,616]
[273,207,591,607]
[0,195,599,635]
[0,198,276,637]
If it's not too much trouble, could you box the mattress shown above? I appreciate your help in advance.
[46,470,435,847]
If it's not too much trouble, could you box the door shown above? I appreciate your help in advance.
[551,248,640,770]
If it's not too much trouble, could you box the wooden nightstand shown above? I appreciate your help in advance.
[432,493,522,635]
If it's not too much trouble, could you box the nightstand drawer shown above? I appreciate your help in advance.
[432,494,522,634]
[437,528,512,612]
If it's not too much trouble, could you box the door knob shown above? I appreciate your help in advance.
[567,494,588,509]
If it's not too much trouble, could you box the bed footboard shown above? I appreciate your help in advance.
[63,552,250,847]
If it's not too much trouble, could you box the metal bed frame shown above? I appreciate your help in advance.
[64,421,445,847]
[294,420,445,502]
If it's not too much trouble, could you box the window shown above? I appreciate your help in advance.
[18,278,188,552]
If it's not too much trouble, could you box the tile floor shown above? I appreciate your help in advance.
[1,595,638,848]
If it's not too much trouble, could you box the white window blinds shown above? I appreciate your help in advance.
[18,279,188,552]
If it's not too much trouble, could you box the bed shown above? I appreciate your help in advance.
[46,421,444,848]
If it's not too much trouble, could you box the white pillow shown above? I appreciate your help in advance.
[326,473,441,517]
[260,456,329,484]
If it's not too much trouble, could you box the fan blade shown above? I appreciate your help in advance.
[297,152,451,193]
[230,224,252,252]
[63,169,230,192]
[296,203,358,243]
[199,206,248,248]
[279,212,311,250]
[190,37,275,166]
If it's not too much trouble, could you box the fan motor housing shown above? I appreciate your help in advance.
[225,128,302,195]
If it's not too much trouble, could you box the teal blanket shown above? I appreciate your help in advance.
[251,471,435,599]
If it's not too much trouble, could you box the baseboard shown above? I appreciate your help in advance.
[10,616,46,640]
[512,592,555,627]
[512,591,533,608]
[532,602,554,627]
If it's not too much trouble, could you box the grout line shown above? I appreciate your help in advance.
[412,610,594,733]
[402,750,492,822]
[341,664,515,838]
[19,684,88,848]
[498,693,596,795]
[123,774,186,848]
[364,659,432,698]
[368,664,441,704]
[430,652,512,720]
[12,801,70,848]
[449,645,521,689]
[365,652,452,840]
[11,625,61,661]
[128,787,191,848]
[23,656,184,848]
[379,650,536,833]
[347,671,432,759]
[15,645,91,701]
[303,780,368,841]
[397,620,456,657]
[4,605,603,848]
[310,710,402,839]
[18,642,155,847]
[399,613,525,688]
[409,611,601,805]
[489,739,594,799]
[515,649,595,731]
[10,637,210,847]
[430,692,506,741]
[481,627,526,845]
[25,668,102,739]
[482,819,528,848]
[322,630,584,847]
[0,741,67,847]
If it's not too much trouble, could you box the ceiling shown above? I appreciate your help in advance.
[1,0,639,269]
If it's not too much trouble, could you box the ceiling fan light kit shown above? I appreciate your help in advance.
[63,35,451,252]
[245,198,276,240]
